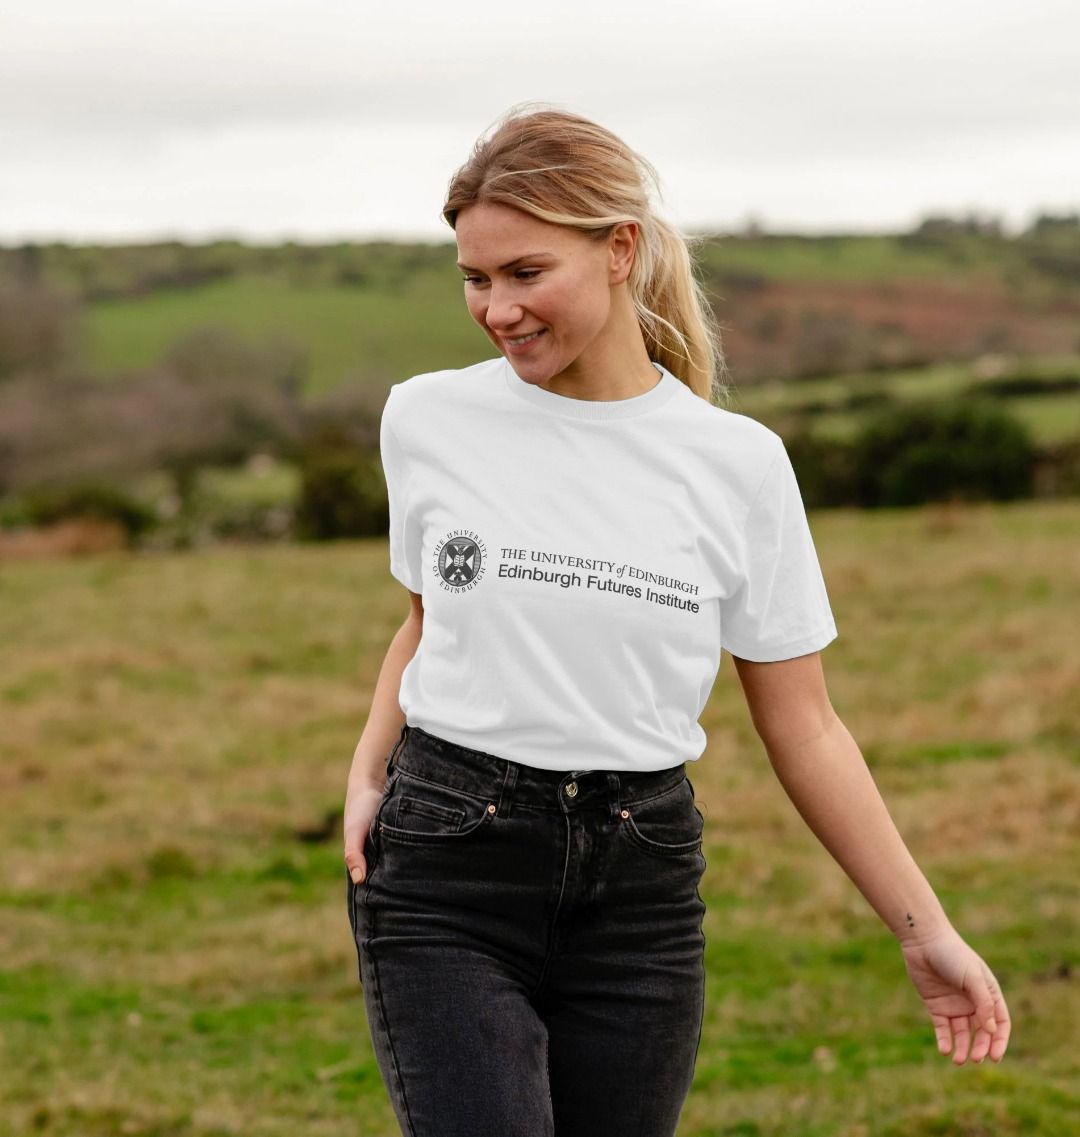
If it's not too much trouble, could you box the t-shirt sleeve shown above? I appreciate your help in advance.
[719,438,838,662]
[380,387,424,593]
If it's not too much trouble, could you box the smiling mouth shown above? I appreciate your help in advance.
[505,330,545,346]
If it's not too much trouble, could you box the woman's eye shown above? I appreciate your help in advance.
[462,275,485,285]
[516,269,541,280]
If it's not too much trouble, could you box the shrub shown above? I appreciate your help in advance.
[19,482,156,539]
[293,441,387,540]
[1033,439,1080,498]
[0,280,82,379]
[785,432,858,509]
[852,399,1036,507]
[970,373,1080,398]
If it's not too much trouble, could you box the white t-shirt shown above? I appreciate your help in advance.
[380,357,837,773]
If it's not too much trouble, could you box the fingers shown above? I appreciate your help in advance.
[931,1013,953,1057]
[345,854,366,884]
[988,1020,1011,1061]
[964,962,1012,1064]
[970,1012,1010,1064]
[932,992,1012,1065]
[343,843,367,884]
[950,1016,973,1065]
[343,811,377,883]
[969,1018,993,1064]
[930,1012,973,1064]
[965,965,999,1038]
[987,986,1012,1062]
[931,1010,986,1066]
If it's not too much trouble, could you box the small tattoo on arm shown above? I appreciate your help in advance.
[906,913,916,928]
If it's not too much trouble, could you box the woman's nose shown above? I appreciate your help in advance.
[485,284,523,330]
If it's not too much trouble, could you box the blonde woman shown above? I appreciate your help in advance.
[343,106,1011,1137]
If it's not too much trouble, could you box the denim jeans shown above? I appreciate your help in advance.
[346,723,707,1137]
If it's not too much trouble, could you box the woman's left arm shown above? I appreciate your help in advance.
[733,651,1012,1065]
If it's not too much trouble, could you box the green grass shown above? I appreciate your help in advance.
[728,357,1080,445]
[1,502,1078,1135]
[85,268,491,394]
[74,232,1080,403]
[696,234,1006,285]
[1007,392,1080,445]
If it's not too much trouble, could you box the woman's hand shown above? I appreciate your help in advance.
[900,928,1011,1064]
[343,782,386,885]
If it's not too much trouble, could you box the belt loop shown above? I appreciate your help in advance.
[498,759,519,819]
[606,771,622,823]
[385,722,409,777]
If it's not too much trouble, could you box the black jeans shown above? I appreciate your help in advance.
[346,724,707,1137]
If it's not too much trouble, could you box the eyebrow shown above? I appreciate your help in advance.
[456,253,550,272]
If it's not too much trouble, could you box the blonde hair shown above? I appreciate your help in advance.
[443,104,727,404]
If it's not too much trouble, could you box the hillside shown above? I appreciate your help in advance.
[2,217,1077,394]
[1,220,1077,533]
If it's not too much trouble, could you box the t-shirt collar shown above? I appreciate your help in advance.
[502,359,679,421]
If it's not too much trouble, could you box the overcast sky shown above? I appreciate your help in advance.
[3,0,1078,243]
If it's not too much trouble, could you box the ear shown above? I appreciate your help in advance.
[607,222,639,286]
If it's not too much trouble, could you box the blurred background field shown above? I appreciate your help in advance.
[2,222,1079,557]
[0,501,1077,1136]
[1,223,1080,1135]
[1,212,1079,1137]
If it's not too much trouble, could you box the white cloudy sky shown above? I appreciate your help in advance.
[2,0,1078,242]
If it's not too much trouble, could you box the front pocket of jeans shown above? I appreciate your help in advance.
[396,794,465,832]
[620,780,703,858]
[377,773,495,844]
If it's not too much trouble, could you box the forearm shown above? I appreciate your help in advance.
[346,615,422,794]
[764,711,951,943]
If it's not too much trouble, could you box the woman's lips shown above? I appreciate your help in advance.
[503,329,546,354]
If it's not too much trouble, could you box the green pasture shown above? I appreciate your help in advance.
[79,258,1079,452]
[694,233,1007,286]
[82,254,1080,448]
[75,228,1069,398]
[85,268,490,395]
[1,501,1078,1135]
[728,358,1080,445]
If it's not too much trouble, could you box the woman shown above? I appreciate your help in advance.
[343,106,1010,1137]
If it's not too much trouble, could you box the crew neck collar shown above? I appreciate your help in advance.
[502,359,679,421]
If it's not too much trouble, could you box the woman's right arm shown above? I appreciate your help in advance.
[343,589,423,883]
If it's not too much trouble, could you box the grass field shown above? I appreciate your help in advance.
[1,501,1077,1136]
[78,267,1080,458]
[75,233,1079,403]
[74,233,1004,389]
[84,268,491,394]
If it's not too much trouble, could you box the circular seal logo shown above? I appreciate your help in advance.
[438,536,482,588]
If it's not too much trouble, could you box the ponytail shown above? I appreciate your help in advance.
[630,216,727,404]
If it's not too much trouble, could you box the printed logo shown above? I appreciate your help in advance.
[434,529,487,591]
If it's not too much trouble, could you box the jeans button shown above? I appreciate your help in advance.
[564,781,578,798]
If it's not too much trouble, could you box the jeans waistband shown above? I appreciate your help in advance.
[386,723,687,815]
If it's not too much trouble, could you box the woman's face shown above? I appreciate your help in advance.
[455,201,625,387]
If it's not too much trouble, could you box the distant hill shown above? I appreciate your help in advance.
[1,214,1077,393]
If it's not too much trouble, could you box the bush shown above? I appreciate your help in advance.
[1034,439,1080,498]
[970,373,1080,398]
[785,432,858,509]
[0,354,303,495]
[0,280,82,379]
[19,482,156,539]
[852,399,1036,507]
[293,441,387,540]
